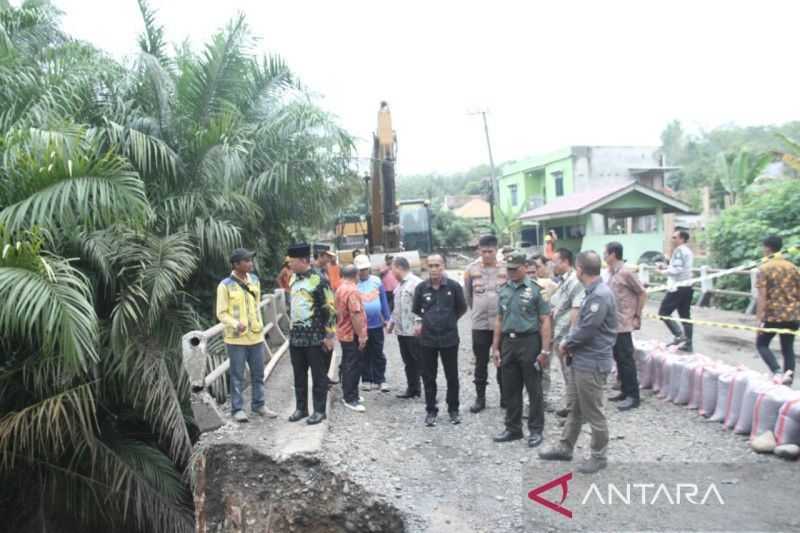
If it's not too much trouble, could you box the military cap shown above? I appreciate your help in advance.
[504,250,528,269]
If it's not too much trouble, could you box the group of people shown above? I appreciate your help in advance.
[214,229,798,475]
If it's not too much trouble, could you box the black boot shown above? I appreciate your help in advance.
[679,323,693,352]
[469,395,486,413]
[664,319,685,346]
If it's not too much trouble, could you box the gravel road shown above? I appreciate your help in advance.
[321,310,800,532]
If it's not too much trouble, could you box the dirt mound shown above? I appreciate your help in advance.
[199,444,405,532]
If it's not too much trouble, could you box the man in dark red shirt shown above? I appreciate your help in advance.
[336,265,368,411]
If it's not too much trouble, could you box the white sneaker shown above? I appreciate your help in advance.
[252,406,278,418]
[362,382,372,391]
[358,396,365,403]
[782,370,794,386]
[343,399,366,412]
[380,382,391,392]
[372,382,381,391]
[233,411,249,423]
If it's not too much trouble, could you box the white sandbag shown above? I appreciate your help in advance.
[667,356,689,402]
[751,431,777,453]
[697,364,731,417]
[659,357,676,399]
[751,388,800,439]
[632,339,657,383]
[723,369,762,430]
[710,368,746,423]
[652,351,670,394]
[774,397,800,446]
[733,379,776,435]
[677,360,710,407]
[773,443,800,459]
[640,352,656,389]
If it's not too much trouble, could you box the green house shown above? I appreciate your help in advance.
[518,181,691,263]
[497,145,687,261]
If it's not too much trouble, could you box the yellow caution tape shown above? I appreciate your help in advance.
[642,312,800,336]
[646,244,800,294]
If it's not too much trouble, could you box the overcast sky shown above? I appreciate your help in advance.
[54,0,800,176]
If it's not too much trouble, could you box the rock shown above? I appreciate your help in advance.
[495,495,505,501]
[751,431,777,453]
[774,443,800,460]
[720,479,739,485]
[519,457,528,464]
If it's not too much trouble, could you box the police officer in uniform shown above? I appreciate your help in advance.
[491,251,552,447]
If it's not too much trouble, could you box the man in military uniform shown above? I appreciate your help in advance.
[528,253,558,411]
[464,234,507,413]
[287,243,336,425]
[540,251,618,474]
[491,251,552,448]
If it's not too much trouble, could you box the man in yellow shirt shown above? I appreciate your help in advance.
[216,248,277,422]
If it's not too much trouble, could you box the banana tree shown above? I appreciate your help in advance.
[714,149,772,206]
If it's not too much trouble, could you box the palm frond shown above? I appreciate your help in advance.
[135,0,167,64]
[93,437,193,533]
[0,251,99,370]
[0,383,97,471]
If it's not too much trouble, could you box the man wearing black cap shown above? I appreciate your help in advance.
[216,248,277,422]
[287,243,336,424]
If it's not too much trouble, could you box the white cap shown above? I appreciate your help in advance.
[354,255,372,270]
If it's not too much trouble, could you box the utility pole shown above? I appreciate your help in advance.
[470,109,497,230]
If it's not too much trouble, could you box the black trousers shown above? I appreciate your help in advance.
[289,344,328,413]
[386,291,395,312]
[340,339,364,403]
[421,344,459,414]
[500,333,544,435]
[756,320,799,374]
[659,287,693,329]
[612,332,640,400]
[472,329,503,397]
[397,335,423,395]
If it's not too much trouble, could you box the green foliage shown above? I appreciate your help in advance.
[0,1,357,531]
[396,163,494,202]
[431,209,475,251]
[714,149,772,205]
[660,119,800,207]
[701,180,800,309]
[492,204,526,247]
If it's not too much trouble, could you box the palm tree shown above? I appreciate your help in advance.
[1,1,358,530]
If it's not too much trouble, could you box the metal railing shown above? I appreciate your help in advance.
[180,289,291,430]
[636,264,757,314]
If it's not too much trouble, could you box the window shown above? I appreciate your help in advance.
[553,171,564,197]
[509,184,518,207]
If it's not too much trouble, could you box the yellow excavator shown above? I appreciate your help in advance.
[335,102,432,271]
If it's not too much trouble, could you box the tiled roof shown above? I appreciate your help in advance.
[453,197,491,219]
[519,181,636,220]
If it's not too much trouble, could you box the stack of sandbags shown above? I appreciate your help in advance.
[733,378,777,435]
[751,388,800,439]
[697,364,730,417]
[674,355,712,406]
[723,369,762,430]
[640,351,657,389]
[709,367,749,423]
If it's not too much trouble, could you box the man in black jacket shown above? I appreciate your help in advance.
[412,253,467,427]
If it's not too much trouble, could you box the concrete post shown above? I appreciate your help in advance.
[698,265,712,307]
[745,269,758,315]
